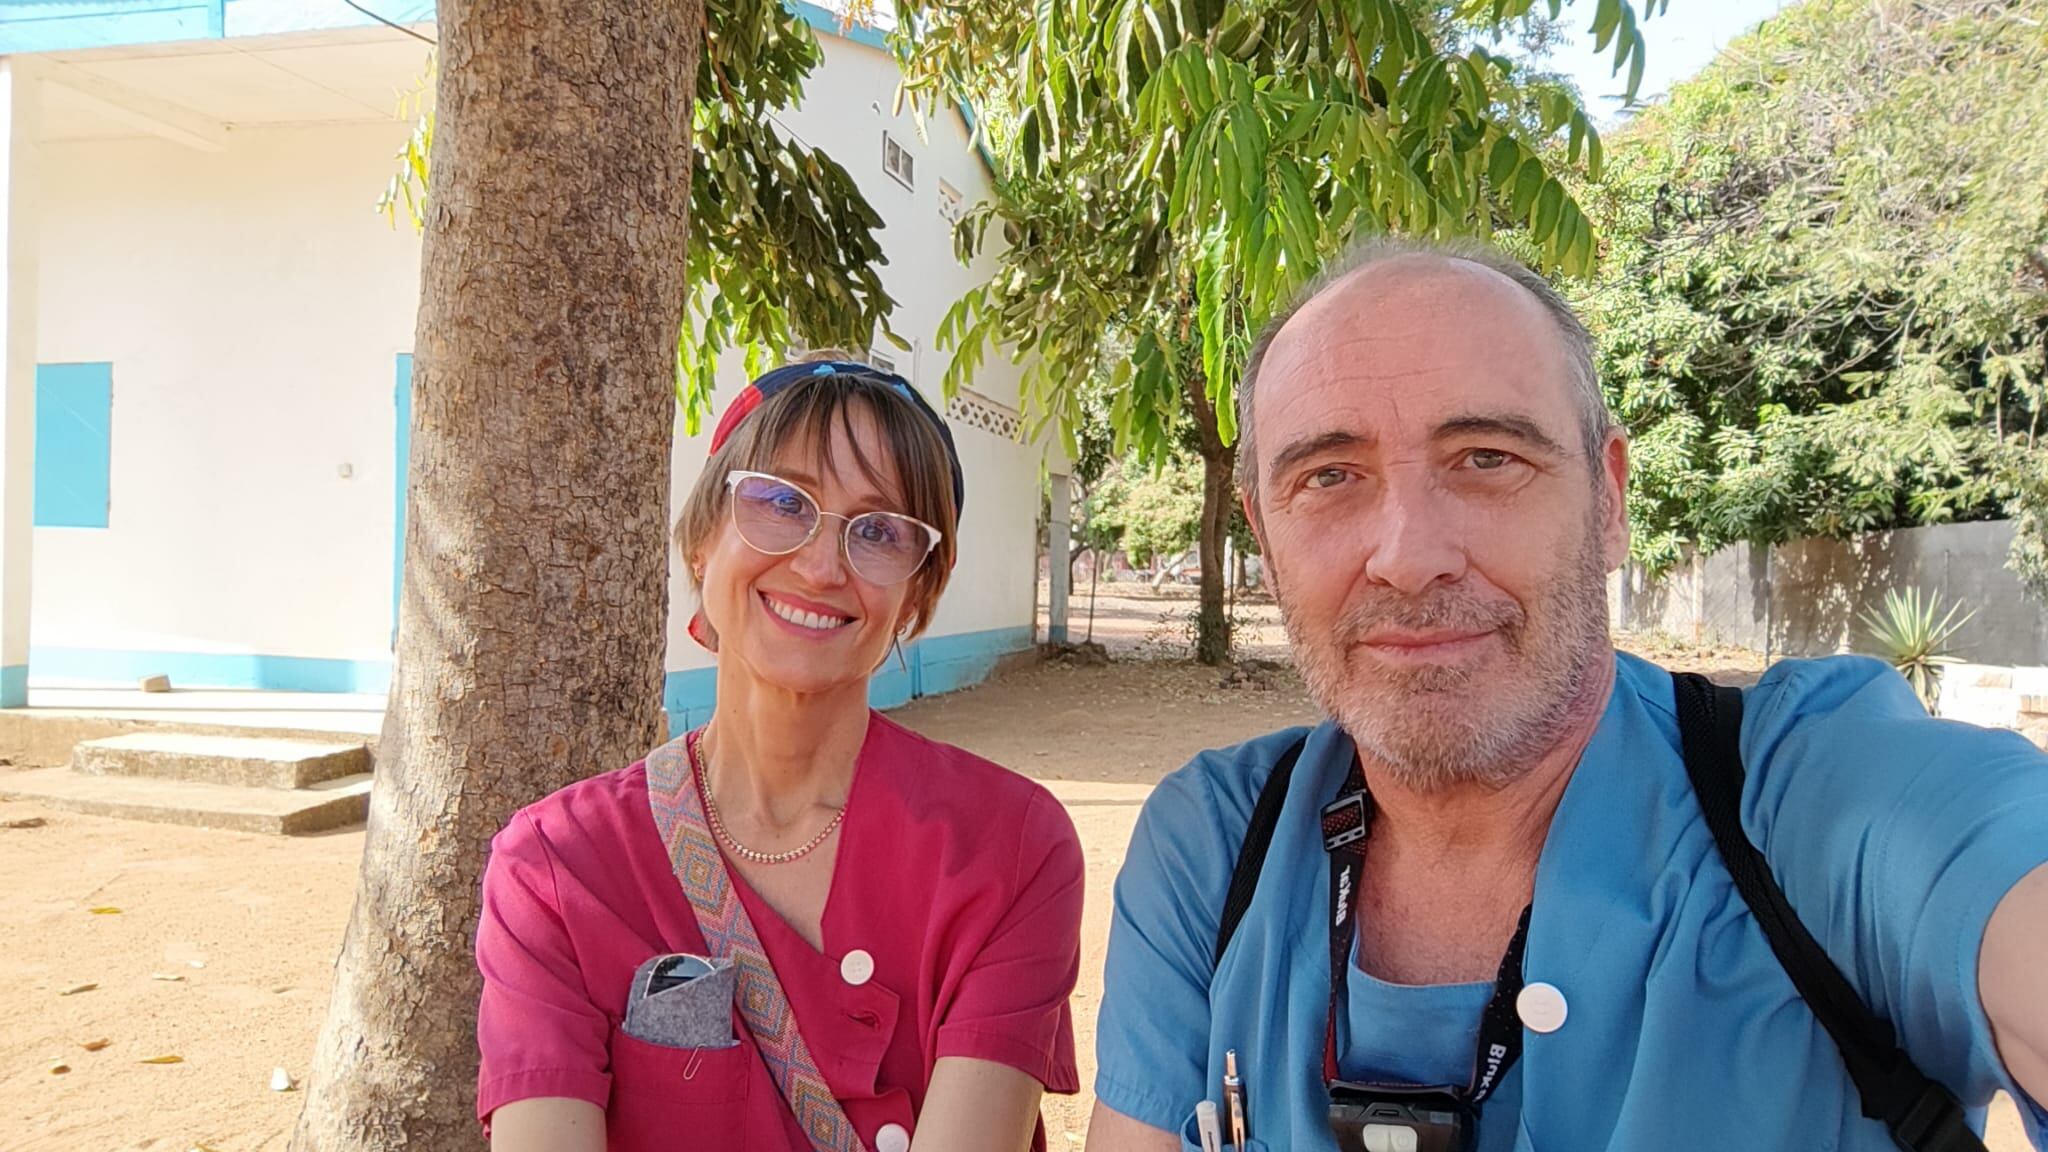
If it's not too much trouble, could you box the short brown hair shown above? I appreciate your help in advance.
[674,372,959,640]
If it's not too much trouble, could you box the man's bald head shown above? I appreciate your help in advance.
[1235,237,1614,508]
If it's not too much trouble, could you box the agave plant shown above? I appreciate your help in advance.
[1859,588,1975,712]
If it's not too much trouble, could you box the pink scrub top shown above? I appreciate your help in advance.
[475,711,1085,1151]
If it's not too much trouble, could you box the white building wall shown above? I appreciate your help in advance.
[29,29,1046,699]
[34,119,420,667]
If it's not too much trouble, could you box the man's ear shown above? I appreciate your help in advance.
[1242,491,1278,595]
[1599,431,1632,572]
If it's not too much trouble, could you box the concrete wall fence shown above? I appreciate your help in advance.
[1610,519,2048,669]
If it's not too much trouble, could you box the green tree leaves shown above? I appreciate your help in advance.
[892,0,1644,658]
[898,0,1639,463]
[1572,0,2048,595]
[377,2,898,432]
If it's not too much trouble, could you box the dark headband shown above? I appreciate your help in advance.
[708,360,965,517]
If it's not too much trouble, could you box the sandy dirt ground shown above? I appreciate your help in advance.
[0,595,2027,1151]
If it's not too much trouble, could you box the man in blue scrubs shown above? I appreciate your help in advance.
[1088,238,2048,1152]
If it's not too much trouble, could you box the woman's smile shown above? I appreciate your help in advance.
[758,589,856,634]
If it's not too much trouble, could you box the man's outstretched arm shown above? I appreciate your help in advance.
[1092,758,1250,1144]
[1981,862,2048,1104]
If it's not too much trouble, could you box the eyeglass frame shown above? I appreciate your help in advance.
[721,469,944,585]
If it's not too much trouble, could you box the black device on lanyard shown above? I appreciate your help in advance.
[1317,756,1528,1152]
[1212,677,1986,1152]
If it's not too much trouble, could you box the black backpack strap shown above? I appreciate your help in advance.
[1670,672,1986,1152]
[1213,734,1309,968]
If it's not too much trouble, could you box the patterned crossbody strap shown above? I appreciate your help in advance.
[645,731,869,1152]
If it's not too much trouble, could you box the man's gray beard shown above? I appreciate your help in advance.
[1278,533,1612,792]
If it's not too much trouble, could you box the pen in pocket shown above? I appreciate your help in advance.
[1224,1048,1249,1147]
[1195,1099,1223,1152]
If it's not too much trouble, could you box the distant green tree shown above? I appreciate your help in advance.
[1571,0,2048,595]
[1091,456,1207,569]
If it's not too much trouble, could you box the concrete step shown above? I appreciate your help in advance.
[70,732,370,790]
[0,768,373,836]
[0,708,383,770]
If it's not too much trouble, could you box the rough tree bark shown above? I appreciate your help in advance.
[291,2,699,1147]
[1185,372,1236,666]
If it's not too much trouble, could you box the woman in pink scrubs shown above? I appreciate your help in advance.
[476,360,1084,1152]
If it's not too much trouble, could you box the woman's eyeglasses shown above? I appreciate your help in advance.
[724,471,941,586]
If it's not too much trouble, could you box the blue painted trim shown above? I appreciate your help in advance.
[0,0,859,58]
[31,647,393,694]
[28,624,1029,716]
[0,0,433,53]
[786,0,994,179]
[393,353,413,648]
[0,664,26,708]
[34,362,113,530]
[0,2,213,53]
[867,656,916,711]
[663,666,717,736]
[225,0,433,39]
[661,624,1032,733]
[953,99,999,175]
[914,625,1033,696]
[787,0,887,52]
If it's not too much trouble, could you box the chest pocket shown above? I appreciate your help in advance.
[606,1023,753,1144]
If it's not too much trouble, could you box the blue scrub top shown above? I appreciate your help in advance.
[1096,654,2048,1151]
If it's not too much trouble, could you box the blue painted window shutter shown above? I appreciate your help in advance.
[393,353,413,645]
[34,362,114,529]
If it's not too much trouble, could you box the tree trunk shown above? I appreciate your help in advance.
[291,2,698,1148]
[1087,546,1100,642]
[1185,371,1235,666]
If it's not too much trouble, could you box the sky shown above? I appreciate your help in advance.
[1537,0,1795,120]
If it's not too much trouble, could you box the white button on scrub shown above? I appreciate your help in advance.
[1516,981,1569,1034]
[875,1122,911,1152]
[840,948,875,987]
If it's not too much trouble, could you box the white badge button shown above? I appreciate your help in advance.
[1363,1124,1420,1152]
[1517,981,1569,1034]
[875,1122,911,1152]
[840,949,875,987]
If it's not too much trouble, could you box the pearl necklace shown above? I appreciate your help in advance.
[687,729,846,866]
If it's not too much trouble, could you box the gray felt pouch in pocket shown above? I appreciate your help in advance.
[622,953,738,1049]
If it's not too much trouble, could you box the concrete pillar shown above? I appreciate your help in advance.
[2018,694,2048,752]
[1046,472,1071,644]
[0,62,39,708]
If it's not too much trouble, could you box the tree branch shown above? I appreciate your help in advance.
[1337,10,1374,107]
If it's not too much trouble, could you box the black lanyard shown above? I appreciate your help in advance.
[1321,757,1532,1106]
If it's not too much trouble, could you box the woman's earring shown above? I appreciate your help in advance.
[892,627,910,673]
[688,609,719,653]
